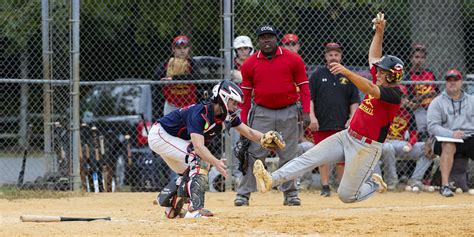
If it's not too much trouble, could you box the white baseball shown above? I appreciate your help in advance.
[455,188,463,194]
[427,186,435,192]
[412,186,420,193]
[405,185,412,192]
[468,189,474,195]
[402,145,410,152]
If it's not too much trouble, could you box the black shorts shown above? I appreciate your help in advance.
[434,136,474,159]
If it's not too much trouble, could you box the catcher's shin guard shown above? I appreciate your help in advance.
[158,176,186,219]
[185,156,208,212]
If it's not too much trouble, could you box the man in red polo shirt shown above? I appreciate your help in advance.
[235,25,310,206]
[253,13,404,204]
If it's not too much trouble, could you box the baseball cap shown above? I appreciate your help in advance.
[324,42,342,53]
[172,35,191,48]
[256,25,277,37]
[282,34,299,44]
[445,69,462,81]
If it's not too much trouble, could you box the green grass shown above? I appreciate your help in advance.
[0,185,88,200]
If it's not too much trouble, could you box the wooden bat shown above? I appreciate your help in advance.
[125,134,132,167]
[20,215,111,222]
[17,124,32,188]
[91,126,101,193]
[99,135,108,192]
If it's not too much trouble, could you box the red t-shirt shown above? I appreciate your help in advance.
[240,47,310,123]
[349,66,402,142]
[408,70,436,108]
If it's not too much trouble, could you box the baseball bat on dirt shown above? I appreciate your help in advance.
[20,215,111,222]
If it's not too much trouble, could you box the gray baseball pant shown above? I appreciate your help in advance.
[270,129,383,203]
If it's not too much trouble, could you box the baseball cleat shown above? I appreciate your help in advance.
[253,160,272,192]
[371,173,387,193]
[184,209,210,218]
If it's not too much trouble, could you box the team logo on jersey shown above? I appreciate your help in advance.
[387,116,407,140]
[339,77,349,85]
[359,95,374,115]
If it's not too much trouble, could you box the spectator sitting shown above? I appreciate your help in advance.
[376,85,432,191]
[427,69,474,197]
[155,35,200,116]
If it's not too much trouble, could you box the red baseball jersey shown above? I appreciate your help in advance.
[386,106,418,145]
[240,47,310,124]
[408,70,437,108]
[349,66,402,142]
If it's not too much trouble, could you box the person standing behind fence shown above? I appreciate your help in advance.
[427,69,474,197]
[235,25,310,206]
[155,35,199,116]
[281,33,301,54]
[405,44,438,140]
[232,35,254,83]
[308,42,360,197]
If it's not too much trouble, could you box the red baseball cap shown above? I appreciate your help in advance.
[324,42,342,53]
[445,69,462,81]
[282,34,299,44]
[172,35,191,48]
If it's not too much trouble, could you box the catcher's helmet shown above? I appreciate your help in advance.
[211,80,243,121]
[373,55,404,84]
[233,36,254,55]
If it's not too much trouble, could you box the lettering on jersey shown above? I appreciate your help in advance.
[387,116,407,140]
[339,77,349,85]
[359,95,374,115]
[322,78,327,82]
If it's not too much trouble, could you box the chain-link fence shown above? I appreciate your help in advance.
[1,0,473,193]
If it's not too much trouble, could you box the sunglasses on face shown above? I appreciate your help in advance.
[175,38,189,46]
[283,42,298,46]
[446,77,461,82]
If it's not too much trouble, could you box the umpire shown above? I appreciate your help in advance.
[235,25,311,206]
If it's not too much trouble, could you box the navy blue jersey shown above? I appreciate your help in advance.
[158,102,241,142]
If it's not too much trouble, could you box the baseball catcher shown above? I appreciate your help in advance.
[148,80,283,218]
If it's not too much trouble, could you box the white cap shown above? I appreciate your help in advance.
[233,36,254,53]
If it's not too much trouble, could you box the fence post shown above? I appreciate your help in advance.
[71,0,81,191]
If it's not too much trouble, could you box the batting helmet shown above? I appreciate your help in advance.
[373,55,404,84]
[211,80,243,121]
[233,36,254,54]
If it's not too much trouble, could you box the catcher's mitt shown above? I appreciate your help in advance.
[166,57,190,77]
[260,131,286,150]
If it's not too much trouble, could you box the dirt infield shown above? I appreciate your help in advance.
[1,190,473,236]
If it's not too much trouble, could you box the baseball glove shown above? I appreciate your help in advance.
[166,57,190,77]
[260,131,286,150]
